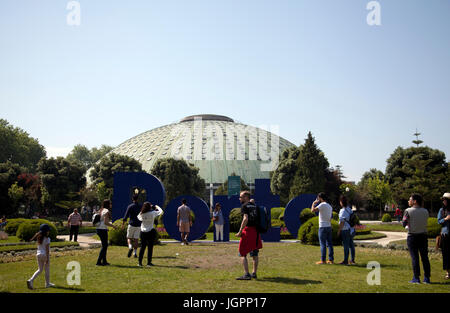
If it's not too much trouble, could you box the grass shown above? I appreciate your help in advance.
[0,236,21,244]
[1,242,449,293]
[0,241,80,253]
[364,223,407,232]
[353,232,387,240]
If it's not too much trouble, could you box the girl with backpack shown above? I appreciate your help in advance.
[337,195,356,265]
[27,224,55,289]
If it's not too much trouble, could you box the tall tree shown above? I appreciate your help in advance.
[270,146,301,206]
[385,146,448,209]
[289,132,329,200]
[37,157,86,214]
[89,153,142,201]
[151,158,206,206]
[0,119,46,172]
[66,144,114,170]
[0,161,27,216]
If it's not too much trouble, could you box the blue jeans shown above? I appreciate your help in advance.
[318,227,334,262]
[341,229,355,263]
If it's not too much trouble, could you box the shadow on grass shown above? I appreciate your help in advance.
[49,285,85,291]
[258,277,322,285]
[110,264,189,270]
[349,263,402,269]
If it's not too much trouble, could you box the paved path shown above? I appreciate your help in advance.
[58,230,407,248]
[354,231,407,247]
[57,233,101,248]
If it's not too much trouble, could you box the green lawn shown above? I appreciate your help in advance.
[0,236,21,244]
[0,241,79,253]
[364,223,407,232]
[0,242,448,293]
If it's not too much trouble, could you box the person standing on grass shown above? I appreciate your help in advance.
[437,192,450,280]
[96,199,118,266]
[122,194,142,258]
[403,193,431,284]
[337,195,356,265]
[137,202,163,267]
[213,203,224,242]
[236,191,262,280]
[67,208,82,242]
[311,192,334,265]
[177,199,192,245]
[27,224,55,290]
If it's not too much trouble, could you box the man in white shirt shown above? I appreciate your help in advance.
[311,192,334,264]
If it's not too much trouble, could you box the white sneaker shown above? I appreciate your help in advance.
[45,282,55,288]
[181,242,185,246]
[27,280,33,290]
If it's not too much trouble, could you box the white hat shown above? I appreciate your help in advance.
[442,193,450,200]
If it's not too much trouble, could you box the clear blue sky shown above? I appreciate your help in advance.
[1,0,449,182]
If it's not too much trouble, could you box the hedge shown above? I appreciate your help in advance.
[427,217,441,238]
[16,219,58,242]
[229,208,242,232]
[271,207,285,221]
[299,208,315,224]
[4,218,27,235]
[108,220,160,246]
[298,216,341,246]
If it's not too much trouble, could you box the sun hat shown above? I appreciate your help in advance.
[39,224,50,233]
[442,193,450,200]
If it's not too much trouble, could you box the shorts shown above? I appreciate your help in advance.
[127,225,141,239]
[239,249,259,257]
[179,222,190,233]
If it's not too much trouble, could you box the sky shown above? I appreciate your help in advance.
[1,0,449,183]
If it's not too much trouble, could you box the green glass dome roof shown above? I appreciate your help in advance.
[110,114,296,184]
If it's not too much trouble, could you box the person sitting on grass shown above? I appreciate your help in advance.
[27,224,55,290]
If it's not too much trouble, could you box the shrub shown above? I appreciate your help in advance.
[279,210,285,221]
[208,220,214,232]
[108,220,129,246]
[271,207,284,221]
[271,219,285,228]
[427,217,442,238]
[298,216,341,246]
[16,219,57,242]
[332,211,339,221]
[299,208,316,224]
[4,218,27,235]
[229,208,242,232]
[382,213,392,223]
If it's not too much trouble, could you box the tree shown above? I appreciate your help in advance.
[0,161,27,216]
[17,173,42,215]
[151,158,205,206]
[215,173,250,196]
[0,119,46,172]
[364,174,393,216]
[289,132,330,200]
[8,182,24,211]
[90,153,142,189]
[359,168,385,186]
[66,144,114,171]
[270,146,301,206]
[37,157,86,215]
[385,146,448,209]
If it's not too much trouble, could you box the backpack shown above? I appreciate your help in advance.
[256,206,271,234]
[346,208,358,228]
[92,212,101,226]
[248,205,270,234]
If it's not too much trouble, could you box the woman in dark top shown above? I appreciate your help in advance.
[437,193,450,279]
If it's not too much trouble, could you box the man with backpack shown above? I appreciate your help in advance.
[337,195,356,265]
[236,191,263,280]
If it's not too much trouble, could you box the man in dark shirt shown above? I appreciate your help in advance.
[236,191,262,280]
[122,194,142,258]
